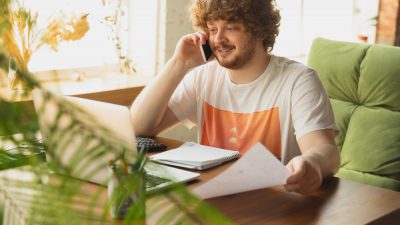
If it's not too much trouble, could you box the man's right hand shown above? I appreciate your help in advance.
[173,31,209,69]
[130,32,209,137]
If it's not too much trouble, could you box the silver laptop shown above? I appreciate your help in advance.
[32,89,199,191]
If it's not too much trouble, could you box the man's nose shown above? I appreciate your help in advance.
[213,30,226,45]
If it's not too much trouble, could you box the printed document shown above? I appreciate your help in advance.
[192,142,290,199]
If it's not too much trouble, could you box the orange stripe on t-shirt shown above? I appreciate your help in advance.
[201,102,281,157]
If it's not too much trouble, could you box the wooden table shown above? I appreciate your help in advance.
[152,138,400,225]
[1,137,399,225]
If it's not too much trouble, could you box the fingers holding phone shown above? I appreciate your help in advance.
[193,31,214,62]
[200,40,214,62]
[173,32,213,68]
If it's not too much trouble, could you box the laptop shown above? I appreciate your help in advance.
[31,89,199,191]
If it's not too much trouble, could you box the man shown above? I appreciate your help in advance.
[131,0,340,194]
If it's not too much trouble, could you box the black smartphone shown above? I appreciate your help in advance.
[200,40,213,62]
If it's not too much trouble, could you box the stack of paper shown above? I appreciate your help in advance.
[149,142,240,170]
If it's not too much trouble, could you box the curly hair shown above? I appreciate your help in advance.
[188,0,281,52]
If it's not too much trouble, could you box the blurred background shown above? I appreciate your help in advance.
[1,0,399,141]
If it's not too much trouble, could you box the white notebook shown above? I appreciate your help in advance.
[149,142,240,170]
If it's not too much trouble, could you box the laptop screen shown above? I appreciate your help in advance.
[32,89,137,184]
[32,89,199,188]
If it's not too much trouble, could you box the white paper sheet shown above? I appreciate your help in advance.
[192,142,291,199]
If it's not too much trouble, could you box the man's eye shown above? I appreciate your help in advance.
[226,26,239,31]
[209,28,217,33]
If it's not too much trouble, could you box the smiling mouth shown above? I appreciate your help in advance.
[216,45,235,57]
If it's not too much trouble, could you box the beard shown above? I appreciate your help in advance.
[213,36,257,69]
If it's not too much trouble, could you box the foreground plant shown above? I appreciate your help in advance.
[0,1,232,224]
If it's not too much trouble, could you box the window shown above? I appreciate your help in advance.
[23,0,129,76]
[273,0,379,62]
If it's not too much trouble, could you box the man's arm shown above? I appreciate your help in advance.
[284,129,340,194]
[130,32,207,136]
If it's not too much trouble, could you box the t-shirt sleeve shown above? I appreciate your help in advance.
[168,70,198,129]
[291,68,338,140]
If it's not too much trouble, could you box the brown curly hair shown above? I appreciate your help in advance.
[188,0,281,52]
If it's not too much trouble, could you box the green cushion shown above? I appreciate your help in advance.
[359,45,400,110]
[308,37,400,191]
[340,106,400,181]
[308,38,369,103]
[330,99,357,150]
[336,168,400,191]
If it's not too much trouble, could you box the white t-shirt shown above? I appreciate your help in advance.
[168,55,337,164]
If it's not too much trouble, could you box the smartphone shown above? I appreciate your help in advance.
[200,40,213,62]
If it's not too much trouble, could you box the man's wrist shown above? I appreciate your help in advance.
[170,56,194,75]
[301,143,340,179]
[301,154,323,179]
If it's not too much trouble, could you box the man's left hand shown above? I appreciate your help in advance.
[284,155,323,194]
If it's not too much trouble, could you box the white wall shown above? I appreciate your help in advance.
[129,0,194,74]
[129,0,159,76]
[157,0,194,68]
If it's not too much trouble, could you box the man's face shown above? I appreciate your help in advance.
[207,20,258,69]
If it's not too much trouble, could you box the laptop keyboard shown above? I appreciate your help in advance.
[136,137,167,152]
[146,174,171,189]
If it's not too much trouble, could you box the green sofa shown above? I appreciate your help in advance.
[308,38,400,191]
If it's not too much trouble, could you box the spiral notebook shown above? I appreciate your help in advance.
[149,142,240,170]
